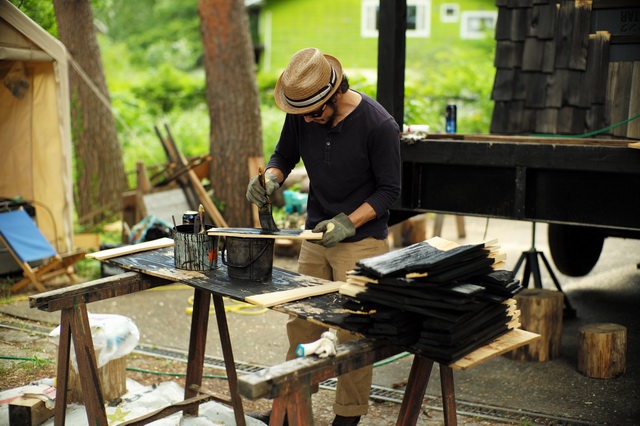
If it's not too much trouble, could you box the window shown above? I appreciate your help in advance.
[460,11,497,39]
[440,3,459,23]
[361,0,431,38]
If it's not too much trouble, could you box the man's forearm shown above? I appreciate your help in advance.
[348,202,377,229]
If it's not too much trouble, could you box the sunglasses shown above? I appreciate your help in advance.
[303,103,327,119]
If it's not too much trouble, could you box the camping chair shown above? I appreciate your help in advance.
[0,209,86,293]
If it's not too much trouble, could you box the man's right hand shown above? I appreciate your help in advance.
[246,172,279,207]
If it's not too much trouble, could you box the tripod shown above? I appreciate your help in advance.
[512,222,577,318]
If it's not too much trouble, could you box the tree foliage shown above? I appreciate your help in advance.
[15,0,497,207]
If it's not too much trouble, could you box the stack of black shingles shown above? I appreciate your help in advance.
[339,237,522,363]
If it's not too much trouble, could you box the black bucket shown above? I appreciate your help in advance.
[221,237,274,281]
[173,225,219,271]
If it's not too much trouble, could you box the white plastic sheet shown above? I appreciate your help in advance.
[49,313,140,371]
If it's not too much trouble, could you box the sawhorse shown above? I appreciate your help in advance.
[238,329,539,425]
[29,271,247,426]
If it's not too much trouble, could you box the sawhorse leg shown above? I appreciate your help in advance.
[184,289,245,425]
[397,356,457,426]
[55,303,108,426]
[270,377,313,426]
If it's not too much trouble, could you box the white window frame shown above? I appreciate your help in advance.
[460,10,498,39]
[440,3,460,23]
[361,0,431,38]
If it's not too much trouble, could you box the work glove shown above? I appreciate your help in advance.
[246,172,279,208]
[295,331,338,358]
[312,213,356,248]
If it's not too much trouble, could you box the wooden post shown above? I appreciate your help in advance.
[504,288,563,362]
[578,323,627,379]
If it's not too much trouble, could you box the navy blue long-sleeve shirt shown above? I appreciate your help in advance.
[267,93,401,242]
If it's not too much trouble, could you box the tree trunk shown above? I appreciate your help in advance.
[53,0,127,225]
[198,0,263,227]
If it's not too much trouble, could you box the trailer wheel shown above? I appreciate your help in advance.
[548,224,604,277]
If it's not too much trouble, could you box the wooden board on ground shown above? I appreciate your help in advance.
[86,237,174,260]
[208,228,321,240]
[245,282,343,307]
[9,396,55,426]
[450,328,540,370]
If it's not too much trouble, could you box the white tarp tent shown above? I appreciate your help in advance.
[0,0,74,254]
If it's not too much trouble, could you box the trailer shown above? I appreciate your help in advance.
[391,134,640,277]
[377,1,640,278]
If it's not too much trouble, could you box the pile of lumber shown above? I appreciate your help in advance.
[339,237,523,363]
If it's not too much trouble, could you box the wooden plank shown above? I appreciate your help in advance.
[554,1,575,69]
[588,32,611,105]
[246,282,343,307]
[491,69,515,101]
[522,38,545,71]
[586,104,607,134]
[511,8,528,42]
[541,39,556,73]
[208,228,321,240]
[397,356,434,426]
[568,1,591,71]
[535,108,558,134]
[495,8,512,41]
[29,272,171,312]
[68,303,108,426]
[521,106,537,133]
[494,41,520,69]
[449,328,540,370]
[490,101,510,134]
[608,61,633,137]
[162,125,228,228]
[154,126,199,210]
[86,237,174,260]
[424,133,632,147]
[119,394,217,426]
[524,72,548,108]
[512,68,526,100]
[557,107,588,135]
[9,396,54,426]
[183,289,211,417]
[534,4,559,40]
[237,338,403,400]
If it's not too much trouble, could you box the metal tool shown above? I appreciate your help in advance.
[258,167,280,232]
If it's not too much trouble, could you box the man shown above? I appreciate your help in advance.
[247,47,401,425]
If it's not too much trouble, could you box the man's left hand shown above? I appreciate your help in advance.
[312,213,355,248]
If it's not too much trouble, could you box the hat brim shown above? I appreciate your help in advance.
[274,54,343,115]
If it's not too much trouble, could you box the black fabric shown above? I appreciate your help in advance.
[267,93,401,242]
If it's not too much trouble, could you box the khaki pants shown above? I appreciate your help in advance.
[286,238,389,417]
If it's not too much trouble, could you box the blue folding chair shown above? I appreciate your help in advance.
[0,209,85,293]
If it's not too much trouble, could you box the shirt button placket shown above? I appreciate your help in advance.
[324,138,331,163]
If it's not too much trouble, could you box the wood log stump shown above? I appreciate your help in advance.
[578,323,627,379]
[67,355,127,404]
[504,288,563,362]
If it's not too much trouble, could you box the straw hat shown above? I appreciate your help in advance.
[274,48,343,114]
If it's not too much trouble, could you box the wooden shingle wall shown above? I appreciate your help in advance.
[491,0,640,139]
